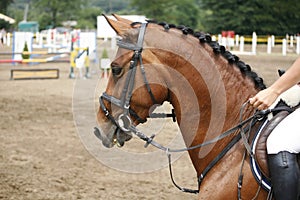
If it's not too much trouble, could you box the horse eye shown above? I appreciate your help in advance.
[111,65,123,76]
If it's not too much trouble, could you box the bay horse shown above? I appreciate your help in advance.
[96,14,271,199]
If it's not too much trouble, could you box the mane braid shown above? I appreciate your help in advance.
[147,20,266,90]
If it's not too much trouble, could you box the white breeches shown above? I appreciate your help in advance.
[267,108,300,154]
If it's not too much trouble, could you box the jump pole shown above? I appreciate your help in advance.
[10,68,59,80]
[239,36,244,52]
[68,31,96,79]
[252,32,257,54]
[0,59,22,64]
[290,35,294,47]
[0,51,70,56]
[267,37,272,54]
[282,39,287,56]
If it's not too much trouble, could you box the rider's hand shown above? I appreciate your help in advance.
[249,88,280,110]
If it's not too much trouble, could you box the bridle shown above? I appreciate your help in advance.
[98,22,160,132]
[97,21,175,146]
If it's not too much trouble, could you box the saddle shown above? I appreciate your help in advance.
[252,100,300,184]
[254,109,290,178]
[250,67,300,189]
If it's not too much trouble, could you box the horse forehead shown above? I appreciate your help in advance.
[114,49,132,64]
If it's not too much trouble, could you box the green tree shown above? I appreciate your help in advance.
[88,0,130,14]
[130,0,200,28]
[7,0,299,35]
[77,7,102,29]
[0,20,11,30]
[32,0,82,28]
[7,0,135,30]
[0,0,14,14]
[0,0,15,30]
[200,0,300,35]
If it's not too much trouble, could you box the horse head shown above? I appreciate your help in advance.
[96,15,169,148]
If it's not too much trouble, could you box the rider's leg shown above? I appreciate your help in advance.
[268,151,300,200]
[267,109,300,200]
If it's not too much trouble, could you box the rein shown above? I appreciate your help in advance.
[120,103,261,194]
[95,22,291,196]
[96,103,287,194]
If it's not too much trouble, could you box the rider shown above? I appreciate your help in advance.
[250,57,300,200]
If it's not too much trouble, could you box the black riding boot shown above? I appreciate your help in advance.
[268,151,300,200]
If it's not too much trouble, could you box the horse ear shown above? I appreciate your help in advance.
[103,14,131,36]
[112,14,132,24]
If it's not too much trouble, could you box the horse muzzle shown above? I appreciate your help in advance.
[94,122,133,148]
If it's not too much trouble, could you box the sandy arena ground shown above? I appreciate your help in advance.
[0,41,299,200]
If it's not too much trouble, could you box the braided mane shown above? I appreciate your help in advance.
[131,20,266,90]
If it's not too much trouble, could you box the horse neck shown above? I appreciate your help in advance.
[148,36,259,173]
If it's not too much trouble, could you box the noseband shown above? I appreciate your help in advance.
[99,23,159,132]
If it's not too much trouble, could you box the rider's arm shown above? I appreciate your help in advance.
[270,57,300,94]
[250,57,300,110]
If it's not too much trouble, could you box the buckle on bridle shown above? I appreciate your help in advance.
[117,114,132,132]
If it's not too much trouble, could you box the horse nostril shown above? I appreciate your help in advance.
[93,126,115,148]
[94,127,102,140]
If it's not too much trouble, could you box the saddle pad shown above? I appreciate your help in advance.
[250,110,290,191]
